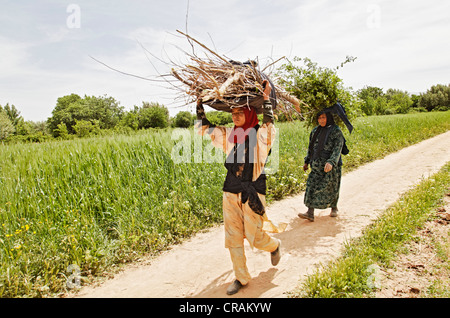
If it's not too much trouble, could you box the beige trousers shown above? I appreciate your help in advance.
[223,191,279,285]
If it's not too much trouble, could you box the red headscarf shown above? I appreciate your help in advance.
[228,106,259,144]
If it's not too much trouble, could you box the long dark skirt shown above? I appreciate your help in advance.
[304,158,342,209]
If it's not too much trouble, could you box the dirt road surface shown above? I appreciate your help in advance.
[74,131,450,298]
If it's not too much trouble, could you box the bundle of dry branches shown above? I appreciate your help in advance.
[171,30,302,116]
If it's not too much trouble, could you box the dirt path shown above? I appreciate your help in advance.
[73,131,450,298]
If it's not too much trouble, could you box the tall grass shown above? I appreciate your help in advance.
[0,111,449,297]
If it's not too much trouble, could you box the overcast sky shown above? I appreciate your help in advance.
[0,0,449,121]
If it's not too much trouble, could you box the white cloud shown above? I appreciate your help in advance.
[0,37,33,76]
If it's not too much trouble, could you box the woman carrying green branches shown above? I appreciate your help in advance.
[196,80,285,296]
[299,104,352,222]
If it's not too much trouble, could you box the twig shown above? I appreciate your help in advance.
[262,56,286,72]
[89,55,166,82]
[176,30,232,66]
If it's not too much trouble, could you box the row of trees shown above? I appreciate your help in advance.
[1,103,48,142]
[0,94,236,142]
[357,84,450,116]
[47,94,174,138]
[1,96,183,142]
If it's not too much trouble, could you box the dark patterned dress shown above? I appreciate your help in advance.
[304,125,344,209]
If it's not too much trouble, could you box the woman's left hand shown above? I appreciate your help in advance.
[324,162,333,173]
[262,80,271,101]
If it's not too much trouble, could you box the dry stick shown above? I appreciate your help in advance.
[134,40,186,94]
[249,60,262,85]
[171,69,193,87]
[186,65,221,92]
[261,56,286,72]
[184,0,195,55]
[89,55,166,83]
[277,91,301,111]
[204,71,244,102]
[176,30,232,67]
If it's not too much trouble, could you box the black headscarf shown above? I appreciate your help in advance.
[309,111,335,162]
[321,102,353,134]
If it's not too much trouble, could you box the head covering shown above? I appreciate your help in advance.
[320,101,353,133]
[309,107,337,162]
[317,110,336,127]
[228,106,259,144]
[309,101,352,161]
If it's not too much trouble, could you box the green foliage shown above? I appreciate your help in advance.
[359,84,449,116]
[14,119,32,136]
[137,102,169,129]
[418,84,450,111]
[0,108,15,141]
[385,88,413,114]
[1,103,22,127]
[47,94,82,135]
[118,111,139,131]
[205,110,233,126]
[73,119,101,138]
[2,68,448,145]
[0,111,53,143]
[47,94,124,136]
[276,56,360,128]
[173,111,195,128]
[54,123,70,139]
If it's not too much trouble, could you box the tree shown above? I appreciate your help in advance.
[118,111,139,131]
[276,56,360,127]
[47,93,82,135]
[357,86,384,115]
[2,103,22,127]
[0,108,15,141]
[410,94,422,110]
[14,119,33,136]
[204,111,232,126]
[73,119,101,138]
[84,95,124,129]
[54,123,69,139]
[418,84,450,111]
[47,94,124,136]
[385,89,413,114]
[137,102,169,129]
[173,111,194,128]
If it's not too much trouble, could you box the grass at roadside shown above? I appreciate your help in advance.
[0,111,449,297]
[291,162,450,298]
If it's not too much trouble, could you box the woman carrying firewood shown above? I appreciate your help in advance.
[196,80,283,296]
[299,103,352,221]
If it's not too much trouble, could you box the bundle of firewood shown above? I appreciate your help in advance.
[171,30,302,116]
